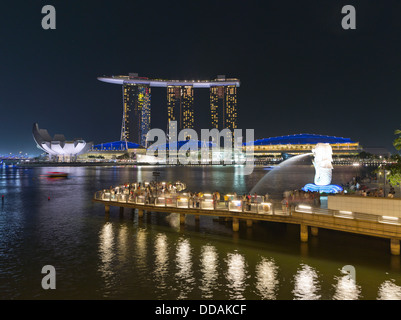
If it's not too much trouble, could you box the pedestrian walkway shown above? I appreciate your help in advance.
[93,181,401,256]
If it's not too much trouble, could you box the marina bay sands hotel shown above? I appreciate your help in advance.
[98,73,240,146]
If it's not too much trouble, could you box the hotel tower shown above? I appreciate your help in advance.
[98,74,240,146]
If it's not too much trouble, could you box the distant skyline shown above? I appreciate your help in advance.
[2,0,401,155]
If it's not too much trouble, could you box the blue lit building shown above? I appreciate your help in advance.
[81,140,146,160]
[92,141,142,151]
[244,134,361,158]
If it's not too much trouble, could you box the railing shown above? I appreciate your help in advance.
[295,204,401,225]
[94,189,401,226]
[94,190,278,215]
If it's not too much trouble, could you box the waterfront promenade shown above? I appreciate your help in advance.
[93,182,401,256]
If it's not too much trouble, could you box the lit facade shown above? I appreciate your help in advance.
[167,86,194,139]
[80,140,146,160]
[244,134,361,157]
[98,74,240,144]
[32,123,92,161]
[210,84,238,144]
[122,84,151,146]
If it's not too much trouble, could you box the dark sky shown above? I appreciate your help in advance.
[2,0,401,155]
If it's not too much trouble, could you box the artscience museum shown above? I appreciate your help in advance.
[32,123,93,161]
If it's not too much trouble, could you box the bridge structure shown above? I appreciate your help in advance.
[93,185,401,256]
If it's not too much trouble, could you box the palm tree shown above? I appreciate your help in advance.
[394,127,401,151]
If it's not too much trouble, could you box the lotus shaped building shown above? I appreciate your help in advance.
[32,123,92,161]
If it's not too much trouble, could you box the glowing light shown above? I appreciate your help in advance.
[200,245,218,299]
[302,143,343,194]
[175,238,195,299]
[292,264,321,300]
[382,216,398,221]
[379,216,400,225]
[154,233,169,291]
[255,258,279,300]
[98,223,115,295]
[377,280,401,300]
[225,252,247,300]
[332,273,361,300]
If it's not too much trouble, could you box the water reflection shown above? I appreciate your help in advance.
[292,264,321,300]
[200,244,219,299]
[377,280,401,300]
[225,252,248,300]
[175,238,195,299]
[233,166,246,193]
[255,257,279,300]
[98,222,115,295]
[154,233,169,294]
[165,213,180,230]
[135,228,148,272]
[117,225,128,263]
[332,270,361,300]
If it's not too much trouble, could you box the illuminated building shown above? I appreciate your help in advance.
[81,140,146,160]
[122,82,151,146]
[244,134,361,159]
[98,74,240,145]
[210,77,238,144]
[167,86,194,139]
[32,123,92,162]
[210,77,238,132]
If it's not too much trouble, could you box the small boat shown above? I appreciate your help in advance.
[46,172,69,178]
[263,166,275,170]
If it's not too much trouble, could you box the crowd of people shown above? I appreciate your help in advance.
[340,175,397,198]
[282,190,321,208]
[106,178,401,213]
[105,181,185,201]
[102,181,272,211]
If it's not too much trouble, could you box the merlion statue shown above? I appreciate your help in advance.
[312,143,333,186]
[302,142,342,193]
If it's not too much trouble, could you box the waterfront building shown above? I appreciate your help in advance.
[210,76,238,132]
[81,140,146,160]
[98,74,240,145]
[32,123,92,162]
[244,134,361,162]
[167,85,194,139]
[122,82,151,146]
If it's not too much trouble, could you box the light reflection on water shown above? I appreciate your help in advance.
[200,244,219,299]
[255,257,279,300]
[377,280,401,300]
[332,269,362,300]
[175,238,195,299]
[292,264,321,300]
[117,225,128,263]
[1,165,401,300]
[135,228,148,272]
[153,233,169,296]
[225,252,248,300]
[98,222,115,296]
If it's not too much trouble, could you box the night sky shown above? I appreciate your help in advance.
[2,0,401,155]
